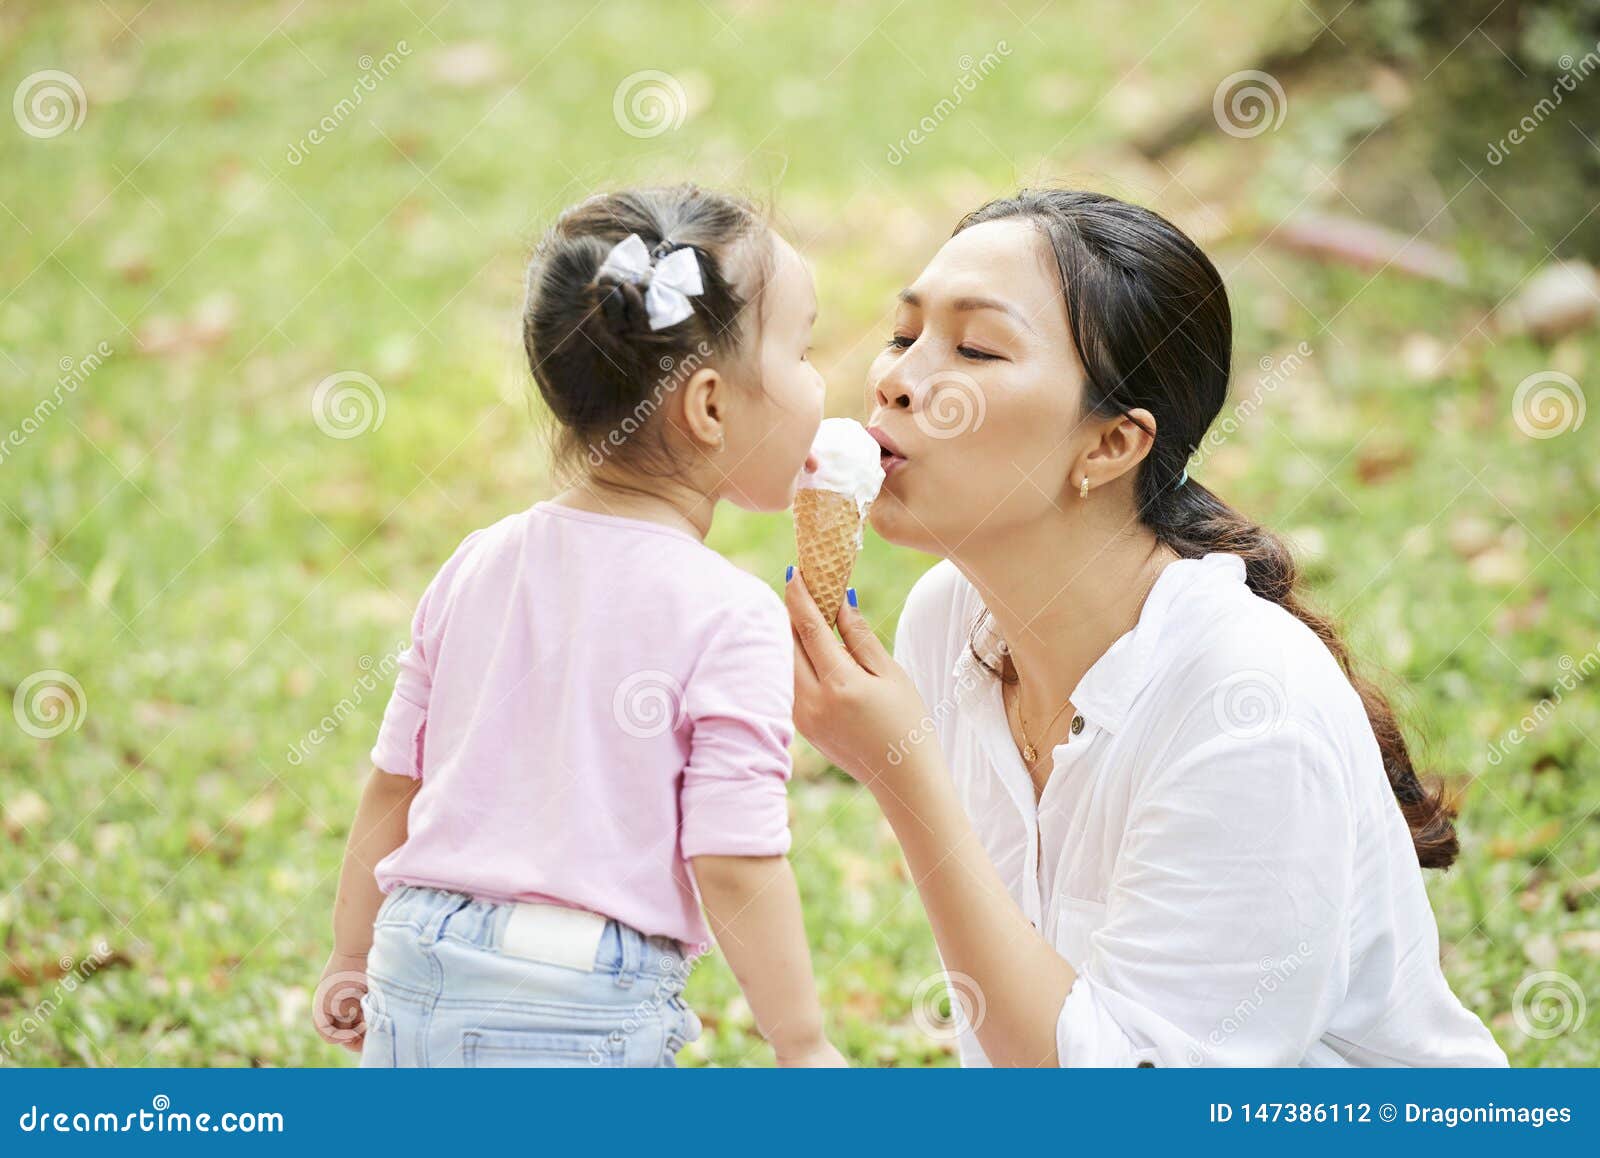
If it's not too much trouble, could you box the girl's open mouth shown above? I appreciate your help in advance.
[868,425,908,476]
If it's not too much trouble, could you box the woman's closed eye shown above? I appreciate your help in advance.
[886,333,1002,363]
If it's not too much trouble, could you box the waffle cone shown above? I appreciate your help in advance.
[794,488,864,625]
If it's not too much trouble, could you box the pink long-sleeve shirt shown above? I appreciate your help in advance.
[369,502,795,948]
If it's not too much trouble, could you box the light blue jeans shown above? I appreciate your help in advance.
[360,886,701,1067]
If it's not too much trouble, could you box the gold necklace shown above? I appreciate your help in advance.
[1011,682,1075,766]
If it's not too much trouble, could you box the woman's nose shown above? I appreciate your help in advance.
[873,366,914,410]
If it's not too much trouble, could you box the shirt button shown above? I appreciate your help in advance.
[1070,714,1085,735]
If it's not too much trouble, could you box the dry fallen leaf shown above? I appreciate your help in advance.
[1559,930,1600,956]
[3,790,51,839]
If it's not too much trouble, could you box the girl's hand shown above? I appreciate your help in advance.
[312,951,370,1054]
[785,573,935,790]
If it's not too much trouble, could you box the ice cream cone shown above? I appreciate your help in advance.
[794,487,863,625]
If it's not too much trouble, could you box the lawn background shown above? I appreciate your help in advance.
[2,0,1596,1067]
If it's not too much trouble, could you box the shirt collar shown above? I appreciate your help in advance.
[950,552,1248,736]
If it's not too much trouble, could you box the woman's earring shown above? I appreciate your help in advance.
[714,433,726,453]
[1079,476,1090,499]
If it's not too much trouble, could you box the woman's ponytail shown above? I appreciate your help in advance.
[1148,481,1459,869]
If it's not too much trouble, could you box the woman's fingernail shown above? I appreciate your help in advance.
[785,565,794,583]
[846,587,858,608]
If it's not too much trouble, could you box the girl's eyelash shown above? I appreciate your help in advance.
[887,334,914,349]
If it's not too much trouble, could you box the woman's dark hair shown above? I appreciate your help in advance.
[958,188,1458,870]
[523,185,771,472]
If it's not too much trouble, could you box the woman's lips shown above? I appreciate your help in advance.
[867,425,909,477]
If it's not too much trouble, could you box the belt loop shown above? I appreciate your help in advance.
[615,922,640,988]
[421,890,471,945]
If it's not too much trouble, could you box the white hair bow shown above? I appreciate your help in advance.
[596,233,705,331]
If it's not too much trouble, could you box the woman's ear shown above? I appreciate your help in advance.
[1078,407,1157,490]
[671,365,726,452]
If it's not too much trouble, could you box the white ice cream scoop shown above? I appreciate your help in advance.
[798,418,885,512]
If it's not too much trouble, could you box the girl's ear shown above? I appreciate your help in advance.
[1078,406,1157,489]
[671,365,726,452]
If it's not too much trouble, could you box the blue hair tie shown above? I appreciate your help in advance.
[1174,467,1189,490]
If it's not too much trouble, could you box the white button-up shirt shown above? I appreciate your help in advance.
[894,553,1507,1067]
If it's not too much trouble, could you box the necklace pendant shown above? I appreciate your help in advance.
[1023,743,1038,764]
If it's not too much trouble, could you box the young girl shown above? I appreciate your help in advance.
[313,185,841,1067]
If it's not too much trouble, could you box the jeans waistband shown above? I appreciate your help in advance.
[378,886,686,983]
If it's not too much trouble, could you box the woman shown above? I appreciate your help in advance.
[787,189,1506,1067]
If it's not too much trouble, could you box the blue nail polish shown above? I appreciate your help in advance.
[846,587,858,608]
[785,565,794,583]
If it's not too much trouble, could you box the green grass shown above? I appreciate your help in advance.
[2,0,1596,1067]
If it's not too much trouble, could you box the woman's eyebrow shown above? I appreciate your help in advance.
[897,288,1035,333]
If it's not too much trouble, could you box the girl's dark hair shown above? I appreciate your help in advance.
[958,188,1458,870]
[523,185,770,471]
